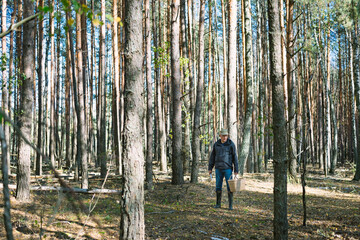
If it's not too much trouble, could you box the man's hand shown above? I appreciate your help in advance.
[208,170,212,175]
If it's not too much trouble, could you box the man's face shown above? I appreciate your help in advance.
[220,134,228,143]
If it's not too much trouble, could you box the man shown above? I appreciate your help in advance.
[208,128,239,210]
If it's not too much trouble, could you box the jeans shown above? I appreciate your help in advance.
[215,168,232,192]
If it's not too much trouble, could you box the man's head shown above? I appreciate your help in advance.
[219,128,228,143]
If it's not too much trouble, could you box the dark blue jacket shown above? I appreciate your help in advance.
[208,138,239,173]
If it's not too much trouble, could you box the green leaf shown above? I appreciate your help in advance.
[106,14,114,22]
[92,19,101,27]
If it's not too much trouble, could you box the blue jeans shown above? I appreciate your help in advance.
[215,168,232,192]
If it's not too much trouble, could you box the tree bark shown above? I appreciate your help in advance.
[113,0,121,176]
[352,19,360,180]
[239,0,253,175]
[0,125,14,240]
[268,0,288,238]
[65,10,71,169]
[2,0,11,176]
[35,0,44,175]
[221,0,228,128]
[286,0,297,180]
[98,0,107,178]
[75,3,88,189]
[191,0,205,183]
[171,0,184,185]
[16,0,35,202]
[120,0,145,238]
[227,0,237,143]
[145,0,154,189]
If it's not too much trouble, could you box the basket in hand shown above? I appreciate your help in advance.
[228,174,245,192]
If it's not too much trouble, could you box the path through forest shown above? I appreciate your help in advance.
[1,166,359,239]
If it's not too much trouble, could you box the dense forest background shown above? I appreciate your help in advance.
[1,0,360,239]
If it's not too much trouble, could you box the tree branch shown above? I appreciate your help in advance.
[0,13,40,38]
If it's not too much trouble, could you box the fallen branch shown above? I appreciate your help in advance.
[0,184,121,194]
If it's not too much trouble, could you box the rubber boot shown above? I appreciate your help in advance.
[215,190,222,208]
[228,192,233,210]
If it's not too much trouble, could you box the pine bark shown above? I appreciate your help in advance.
[352,21,360,180]
[227,0,237,141]
[120,0,145,238]
[221,0,228,128]
[171,0,184,185]
[286,0,297,180]
[75,4,88,189]
[98,0,107,177]
[191,0,205,183]
[239,0,253,175]
[2,0,11,175]
[145,0,154,189]
[16,0,35,202]
[36,0,44,175]
[268,0,288,238]
[113,0,121,175]
[65,10,71,169]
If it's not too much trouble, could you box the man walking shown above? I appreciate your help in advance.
[208,128,239,210]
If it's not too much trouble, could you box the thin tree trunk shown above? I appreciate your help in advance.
[145,0,153,189]
[8,0,16,175]
[221,0,228,128]
[113,0,121,176]
[16,0,35,202]
[191,0,205,183]
[120,1,145,238]
[65,10,71,169]
[75,4,88,189]
[286,0,297,180]
[180,0,191,174]
[171,0,184,185]
[99,0,107,178]
[36,0,43,175]
[2,0,11,176]
[49,0,55,168]
[0,125,14,240]
[227,0,237,143]
[268,0,288,238]
[239,0,253,175]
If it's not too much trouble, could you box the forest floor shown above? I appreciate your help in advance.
[1,164,360,240]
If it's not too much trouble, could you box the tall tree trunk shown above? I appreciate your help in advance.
[180,0,191,174]
[239,0,253,175]
[227,0,237,142]
[2,0,11,175]
[352,19,360,181]
[36,0,44,175]
[157,1,167,173]
[286,0,297,180]
[1,124,14,239]
[65,10,71,169]
[191,0,205,183]
[113,0,121,175]
[8,0,16,175]
[171,0,184,185]
[75,3,88,189]
[49,0,55,168]
[16,0,35,202]
[120,1,145,238]
[268,0,288,238]
[221,0,228,128]
[145,0,153,189]
[257,0,264,173]
[98,0,107,178]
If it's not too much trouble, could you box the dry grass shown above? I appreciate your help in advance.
[0,167,359,239]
